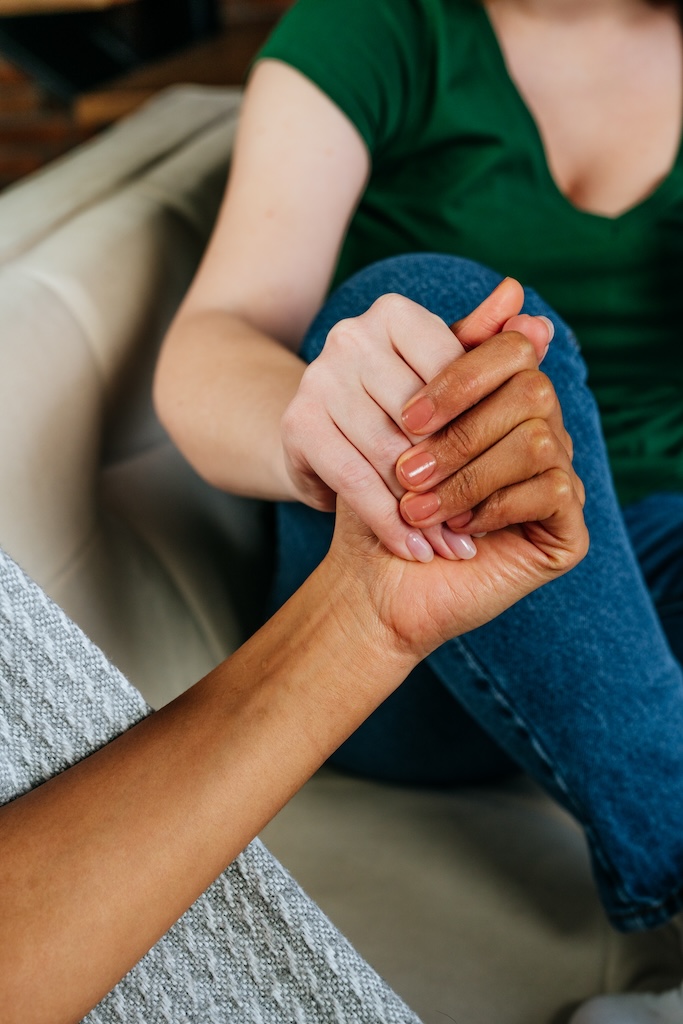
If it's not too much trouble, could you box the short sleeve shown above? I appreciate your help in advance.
[254,0,434,157]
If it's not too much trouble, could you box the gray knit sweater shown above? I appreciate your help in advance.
[0,548,422,1024]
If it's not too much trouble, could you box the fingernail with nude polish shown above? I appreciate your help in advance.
[443,530,477,559]
[538,315,555,342]
[402,396,435,432]
[402,491,440,522]
[406,532,434,562]
[398,451,437,485]
[538,316,554,362]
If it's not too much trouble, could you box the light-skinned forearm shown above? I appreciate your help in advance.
[154,308,306,501]
[0,557,414,1024]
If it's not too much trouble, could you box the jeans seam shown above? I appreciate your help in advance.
[443,635,645,918]
[608,889,683,928]
[293,255,683,932]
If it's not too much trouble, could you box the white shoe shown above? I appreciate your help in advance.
[570,916,683,1024]
[570,987,683,1024]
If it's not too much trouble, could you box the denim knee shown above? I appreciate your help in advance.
[301,254,588,395]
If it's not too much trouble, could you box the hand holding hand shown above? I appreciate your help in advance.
[396,327,584,546]
[329,469,588,663]
[282,277,553,561]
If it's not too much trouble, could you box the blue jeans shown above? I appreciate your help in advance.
[271,254,683,933]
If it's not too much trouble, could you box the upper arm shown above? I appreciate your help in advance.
[179,59,371,351]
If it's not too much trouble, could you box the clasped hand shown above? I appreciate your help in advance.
[283,278,588,658]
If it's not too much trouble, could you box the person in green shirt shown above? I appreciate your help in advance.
[153,1,683,1020]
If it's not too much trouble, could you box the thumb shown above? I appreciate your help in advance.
[452,277,553,363]
[501,313,554,363]
[450,277,524,345]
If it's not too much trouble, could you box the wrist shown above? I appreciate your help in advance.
[261,554,418,751]
[315,544,421,680]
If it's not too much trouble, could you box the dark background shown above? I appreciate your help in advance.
[0,0,293,189]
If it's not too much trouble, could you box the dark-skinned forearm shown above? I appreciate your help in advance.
[0,557,414,1024]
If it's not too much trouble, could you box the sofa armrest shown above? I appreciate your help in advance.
[0,86,267,707]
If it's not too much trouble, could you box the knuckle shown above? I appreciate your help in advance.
[281,390,317,443]
[280,400,303,443]
[368,426,408,470]
[564,523,591,569]
[436,367,476,408]
[280,401,295,435]
[575,473,586,507]
[296,359,326,398]
[325,316,364,354]
[337,457,374,495]
[502,330,537,367]
[371,292,401,315]
[370,291,409,323]
[545,466,574,503]
[478,488,504,520]
[524,418,556,462]
[517,369,556,414]
[477,310,504,336]
[441,416,475,465]
[447,461,479,509]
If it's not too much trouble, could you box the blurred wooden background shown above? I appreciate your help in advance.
[0,0,294,189]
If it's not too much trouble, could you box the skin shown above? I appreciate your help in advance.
[485,0,682,218]
[0,424,588,1024]
[10,2,676,1018]
[153,62,552,561]
[397,327,583,536]
[153,0,681,561]
[280,281,557,560]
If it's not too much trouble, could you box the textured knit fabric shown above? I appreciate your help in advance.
[0,547,422,1024]
[256,0,683,507]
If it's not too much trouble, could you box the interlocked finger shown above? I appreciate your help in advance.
[399,417,575,529]
[396,369,572,495]
[461,469,590,572]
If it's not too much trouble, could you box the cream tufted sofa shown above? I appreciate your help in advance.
[0,85,679,1024]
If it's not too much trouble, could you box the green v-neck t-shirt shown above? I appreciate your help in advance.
[257,0,683,507]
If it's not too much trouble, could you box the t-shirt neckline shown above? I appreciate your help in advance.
[477,2,683,225]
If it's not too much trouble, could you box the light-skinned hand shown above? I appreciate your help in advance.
[282,277,553,561]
